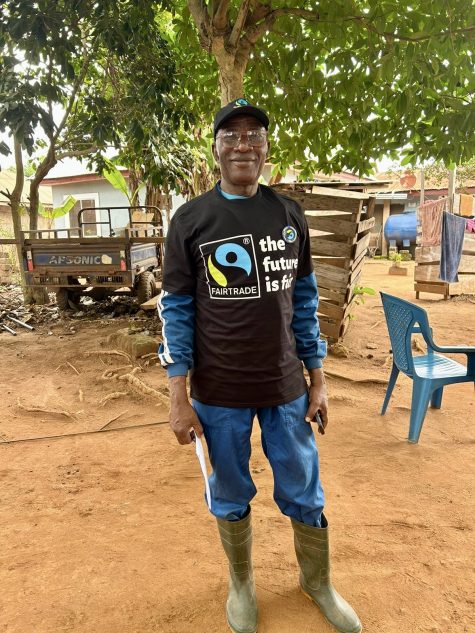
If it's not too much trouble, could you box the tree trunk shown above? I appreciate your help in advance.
[10,138,27,288]
[29,145,57,232]
[212,38,249,105]
[25,146,57,304]
[128,168,141,206]
[218,60,246,104]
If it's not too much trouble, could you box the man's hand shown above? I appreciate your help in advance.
[169,376,204,445]
[305,367,329,434]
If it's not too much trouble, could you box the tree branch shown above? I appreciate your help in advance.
[242,6,318,45]
[13,139,24,206]
[212,0,231,30]
[354,18,475,43]
[56,146,99,160]
[228,0,254,49]
[188,0,211,40]
[29,146,57,192]
[10,138,26,270]
[53,42,97,143]
[243,5,475,47]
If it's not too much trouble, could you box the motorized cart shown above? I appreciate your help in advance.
[10,205,164,309]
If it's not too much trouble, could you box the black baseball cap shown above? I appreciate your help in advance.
[213,98,269,137]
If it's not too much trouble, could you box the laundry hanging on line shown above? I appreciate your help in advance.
[458,193,475,217]
[439,212,467,283]
[466,218,475,233]
[417,198,447,246]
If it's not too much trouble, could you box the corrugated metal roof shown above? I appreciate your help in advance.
[375,171,475,192]
[0,170,53,206]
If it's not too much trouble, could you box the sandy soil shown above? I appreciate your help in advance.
[0,260,474,633]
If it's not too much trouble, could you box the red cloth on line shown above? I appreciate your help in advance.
[466,218,475,233]
[418,198,447,246]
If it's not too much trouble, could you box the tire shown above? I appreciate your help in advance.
[89,287,111,302]
[56,288,70,310]
[56,287,81,311]
[135,271,157,304]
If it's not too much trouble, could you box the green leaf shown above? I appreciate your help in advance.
[102,159,129,198]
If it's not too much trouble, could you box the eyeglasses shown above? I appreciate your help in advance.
[216,129,268,148]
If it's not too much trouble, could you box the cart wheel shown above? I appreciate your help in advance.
[56,287,81,311]
[136,271,157,304]
[89,287,111,302]
[56,288,70,310]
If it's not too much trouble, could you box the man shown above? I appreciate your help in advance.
[158,98,361,633]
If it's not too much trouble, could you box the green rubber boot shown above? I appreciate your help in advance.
[216,511,258,633]
[291,514,362,633]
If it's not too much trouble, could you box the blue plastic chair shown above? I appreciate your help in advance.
[380,292,475,443]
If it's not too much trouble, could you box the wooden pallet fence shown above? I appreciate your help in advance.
[273,184,375,341]
[414,233,475,299]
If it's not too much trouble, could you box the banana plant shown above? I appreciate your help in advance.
[102,158,140,205]
[38,195,77,229]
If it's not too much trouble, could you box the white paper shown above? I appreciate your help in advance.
[194,434,212,510]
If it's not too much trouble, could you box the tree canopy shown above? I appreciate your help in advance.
[2,1,474,186]
[0,0,194,230]
[171,0,475,176]
[0,0,194,301]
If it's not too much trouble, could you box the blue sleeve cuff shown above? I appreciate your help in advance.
[304,357,323,370]
[166,363,189,378]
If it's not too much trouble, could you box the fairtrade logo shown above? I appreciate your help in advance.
[282,225,297,243]
[200,234,260,300]
[234,98,249,107]
[208,242,252,287]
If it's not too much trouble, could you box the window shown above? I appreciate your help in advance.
[64,193,100,237]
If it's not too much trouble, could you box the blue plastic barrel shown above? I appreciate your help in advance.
[384,211,417,247]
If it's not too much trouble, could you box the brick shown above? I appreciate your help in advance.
[107,328,159,360]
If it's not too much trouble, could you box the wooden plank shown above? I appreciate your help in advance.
[307,216,359,237]
[274,184,369,200]
[416,236,475,260]
[416,246,475,267]
[278,190,362,213]
[317,301,346,320]
[345,276,363,305]
[414,282,448,296]
[140,287,162,311]
[315,273,348,291]
[306,210,354,220]
[348,258,366,285]
[313,262,350,283]
[304,186,369,200]
[350,249,366,273]
[448,276,475,295]
[319,319,343,341]
[415,266,438,282]
[452,256,475,273]
[318,285,347,305]
[366,196,376,219]
[311,231,350,243]
[305,211,357,232]
[415,246,441,263]
[415,255,475,275]
[348,267,364,291]
[357,217,376,234]
[352,232,371,260]
[310,238,352,258]
[463,233,475,254]
[314,256,349,269]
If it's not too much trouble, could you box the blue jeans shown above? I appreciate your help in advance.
[192,393,324,527]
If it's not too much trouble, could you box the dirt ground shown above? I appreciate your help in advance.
[0,260,474,633]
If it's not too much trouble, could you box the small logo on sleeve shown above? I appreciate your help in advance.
[200,235,260,300]
[282,226,297,243]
